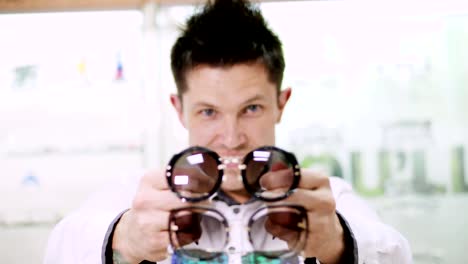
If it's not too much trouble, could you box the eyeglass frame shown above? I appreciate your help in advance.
[168,204,309,261]
[165,145,301,203]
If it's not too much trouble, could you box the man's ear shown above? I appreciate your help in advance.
[170,94,186,128]
[276,87,292,123]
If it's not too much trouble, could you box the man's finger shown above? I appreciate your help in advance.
[280,188,336,213]
[258,168,294,190]
[129,209,171,232]
[133,189,187,211]
[297,169,330,190]
[141,170,171,190]
[264,218,302,245]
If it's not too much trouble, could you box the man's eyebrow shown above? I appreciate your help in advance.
[191,101,217,109]
[191,95,266,109]
[242,94,267,105]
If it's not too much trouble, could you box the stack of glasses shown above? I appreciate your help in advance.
[165,146,309,264]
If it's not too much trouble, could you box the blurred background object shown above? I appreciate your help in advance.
[1,0,468,263]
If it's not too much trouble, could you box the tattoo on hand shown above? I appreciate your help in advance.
[113,251,131,264]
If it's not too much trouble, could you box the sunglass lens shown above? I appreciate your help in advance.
[244,148,296,201]
[249,206,307,259]
[170,208,228,261]
[171,150,220,200]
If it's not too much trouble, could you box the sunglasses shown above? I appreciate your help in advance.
[168,204,308,263]
[166,146,301,202]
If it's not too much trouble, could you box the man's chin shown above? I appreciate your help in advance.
[220,174,244,191]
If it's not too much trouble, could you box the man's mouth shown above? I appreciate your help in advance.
[221,156,240,164]
[219,156,245,171]
[225,162,239,169]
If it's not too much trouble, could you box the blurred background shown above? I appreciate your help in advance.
[1,0,467,263]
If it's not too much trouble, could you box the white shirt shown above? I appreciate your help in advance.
[44,174,412,264]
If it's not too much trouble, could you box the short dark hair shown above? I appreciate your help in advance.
[170,0,285,95]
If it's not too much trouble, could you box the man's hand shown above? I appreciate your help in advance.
[262,169,345,263]
[111,170,197,263]
[257,165,294,195]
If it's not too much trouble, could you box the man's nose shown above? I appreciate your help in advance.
[221,116,247,150]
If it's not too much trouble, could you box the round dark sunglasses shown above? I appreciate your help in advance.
[166,146,301,202]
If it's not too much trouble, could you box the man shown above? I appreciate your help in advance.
[44,0,412,263]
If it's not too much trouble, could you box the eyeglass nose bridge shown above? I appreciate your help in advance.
[217,163,247,170]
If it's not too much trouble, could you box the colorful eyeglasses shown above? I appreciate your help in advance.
[168,205,308,263]
[166,146,301,202]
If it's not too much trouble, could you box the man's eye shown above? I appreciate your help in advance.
[245,104,261,114]
[201,109,215,117]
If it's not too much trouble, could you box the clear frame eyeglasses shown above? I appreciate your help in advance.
[168,204,309,263]
[165,146,301,202]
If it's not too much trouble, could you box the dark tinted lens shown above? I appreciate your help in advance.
[171,150,220,200]
[249,206,307,259]
[169,208,228,261]
[244,149,296,200]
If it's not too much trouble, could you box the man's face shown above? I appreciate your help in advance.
[171,62,291,192]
